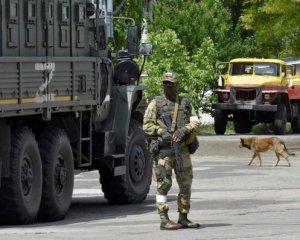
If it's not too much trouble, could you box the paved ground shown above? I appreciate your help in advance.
[0,134,300,240]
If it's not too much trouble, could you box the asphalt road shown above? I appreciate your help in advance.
[0,134,300,240]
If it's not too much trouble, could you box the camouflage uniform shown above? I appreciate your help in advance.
[143,72,200,230]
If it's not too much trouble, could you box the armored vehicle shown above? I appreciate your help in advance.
[213,58,300,135]
[0,0,152,224]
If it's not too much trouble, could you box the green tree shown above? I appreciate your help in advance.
[142,0,254,115]
[184,37,218,112]
[242,0,300,57]
[152,0,230,56]
[142,29,189,99]
[141,30,218,115]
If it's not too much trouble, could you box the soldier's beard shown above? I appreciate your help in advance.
[163,85,178,102]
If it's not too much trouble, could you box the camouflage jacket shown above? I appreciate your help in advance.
[143,96,200,137]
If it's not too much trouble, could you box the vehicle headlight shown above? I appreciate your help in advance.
[222,92,230,100]
[264,93,271,100]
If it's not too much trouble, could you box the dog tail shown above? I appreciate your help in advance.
[280,140,296,156]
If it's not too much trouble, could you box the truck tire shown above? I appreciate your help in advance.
[291,102,300,133]
[100,119,151,204]
[37,128,74,221]
[274,104,287,135]
[0,127,42,224]
[214,109,228,135]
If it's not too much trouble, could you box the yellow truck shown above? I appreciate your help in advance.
[212,58,300,135]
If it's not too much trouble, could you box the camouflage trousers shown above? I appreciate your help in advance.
[155,146,193,214]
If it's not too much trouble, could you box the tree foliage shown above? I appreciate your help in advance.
[152,0,239,59]
[142,30,217,115]
[242,0,300,57]
[142,0,255,114]
[110,0,300,116]
[141,30,189,99]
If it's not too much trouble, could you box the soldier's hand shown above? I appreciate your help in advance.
[172,128,187,142]
[172,127,189,142]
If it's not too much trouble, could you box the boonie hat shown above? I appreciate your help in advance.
[163,72,179,83]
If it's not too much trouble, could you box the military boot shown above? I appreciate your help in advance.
[178,213,200,228]
[159,210,182,230]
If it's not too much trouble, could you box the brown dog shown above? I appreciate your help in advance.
[239,137,292,167]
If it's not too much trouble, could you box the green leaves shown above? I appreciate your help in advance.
[111,0,299,117]
[141,30,217,115]
[142,0,239,115]
[242,0,300,56]
[141,30,189,99]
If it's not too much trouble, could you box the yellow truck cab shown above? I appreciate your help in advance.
[212,58,300,135]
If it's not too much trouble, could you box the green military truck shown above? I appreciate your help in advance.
[0,0,152,224]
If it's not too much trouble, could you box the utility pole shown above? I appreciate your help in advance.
[142,0,155,43]
[144,0,154,22]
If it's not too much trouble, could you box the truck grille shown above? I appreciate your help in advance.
[235,89,256,101]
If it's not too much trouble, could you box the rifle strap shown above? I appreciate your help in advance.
[171,96,179,132]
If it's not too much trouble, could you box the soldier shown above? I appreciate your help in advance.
[143,72,200,230]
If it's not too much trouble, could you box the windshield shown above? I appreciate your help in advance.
[230,62,280,76]
[230,62,253,75]
[255,63,279,76]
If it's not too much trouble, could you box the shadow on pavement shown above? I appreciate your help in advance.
[0,195,178,228]
[200,223,232,229]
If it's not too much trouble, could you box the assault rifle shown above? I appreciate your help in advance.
[159,114,186,194]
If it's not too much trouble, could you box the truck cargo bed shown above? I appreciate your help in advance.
[0,57,99,118]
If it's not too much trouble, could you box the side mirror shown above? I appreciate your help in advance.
[127,26,139,56]
[139,43,153,56]
[218,75,224,88]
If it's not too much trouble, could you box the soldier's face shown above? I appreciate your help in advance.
[163,82,178,101]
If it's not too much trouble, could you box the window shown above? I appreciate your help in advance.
[230,63,253,76]
[255,63,279,76]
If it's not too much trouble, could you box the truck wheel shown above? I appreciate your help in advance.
[100,119,151,204]
[214,109,228,135]
[291,103,300,133]
[37,128,74,221]
[274,104,287,135]
[0,127,42,224]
